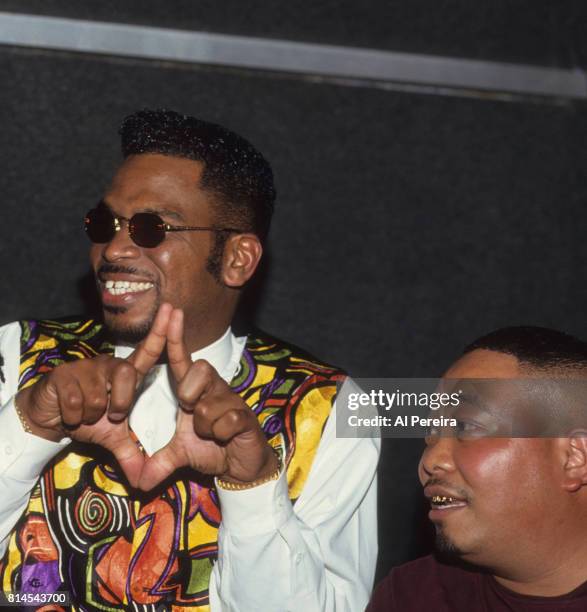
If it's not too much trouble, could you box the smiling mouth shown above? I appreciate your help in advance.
[430,495,468,510]
[103,280,154,296]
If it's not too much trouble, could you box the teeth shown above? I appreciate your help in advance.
[104,280,154,295]
[432,495,456,505]
[430,495,467,509]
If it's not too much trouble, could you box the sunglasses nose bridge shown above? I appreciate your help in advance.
[100,214,142,260]
[107,214,132,245]
[113,216,123,233]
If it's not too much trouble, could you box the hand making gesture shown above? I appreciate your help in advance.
[16,303,174,487]
[137,308,279,491]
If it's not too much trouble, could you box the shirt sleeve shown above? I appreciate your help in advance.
[0,322,69,558]
[209,380,380,612]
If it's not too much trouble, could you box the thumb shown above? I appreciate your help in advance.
[110,436,146,488]
[138,442,183,491]
[167,309,192,383]
[127,303,173,380]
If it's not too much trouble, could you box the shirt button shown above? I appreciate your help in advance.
[295,553,303,565]
[5,445,13,455]
[277,497,285,508]
[145,430,153,438]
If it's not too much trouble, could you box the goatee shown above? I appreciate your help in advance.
[434,528,464,560]
[102,303,159,346]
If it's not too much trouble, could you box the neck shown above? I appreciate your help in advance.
[492,540,587,597]
[182,320,232,354]
[181,302,236,354]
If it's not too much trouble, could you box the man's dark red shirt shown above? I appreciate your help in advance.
[367,554,587,611]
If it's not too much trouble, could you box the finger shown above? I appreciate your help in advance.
[110,437,145,488]
[137,443,182,491]
[176,361,219,411]
[191,398,215,438]
[167,309,192,382]
[108,361,138,422]
[79,375,110,425]
[55,379,84,428]
[210,409,255,443]
[128,302,173,378]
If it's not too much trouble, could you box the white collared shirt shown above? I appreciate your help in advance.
[115,326,246,455]
[0,321,379,611]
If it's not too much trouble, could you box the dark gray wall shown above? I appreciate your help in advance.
[0,2,586,585]
[2,0,587,67]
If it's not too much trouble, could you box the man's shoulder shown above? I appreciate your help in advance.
[368,555,483,611]
[18,314,102,328]
[15,316,110,369]
[244,329,346,380]
[1,316,107,351]
[0,316,110,389]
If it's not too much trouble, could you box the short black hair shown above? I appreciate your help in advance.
[119,108,276,241]
[464,326,587,371]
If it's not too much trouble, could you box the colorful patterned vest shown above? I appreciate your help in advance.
[0,319,344,611]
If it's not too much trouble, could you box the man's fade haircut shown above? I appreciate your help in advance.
[119,109,276,278]
[464,326,587,373]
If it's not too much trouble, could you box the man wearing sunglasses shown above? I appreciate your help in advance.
[0,109,378,610]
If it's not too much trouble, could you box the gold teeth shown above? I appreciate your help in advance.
[432,495,455,504]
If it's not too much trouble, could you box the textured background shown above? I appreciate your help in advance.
[0,1,586,582]
[1,0,587,66]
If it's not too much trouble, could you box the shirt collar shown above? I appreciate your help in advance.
[113,326,236,379]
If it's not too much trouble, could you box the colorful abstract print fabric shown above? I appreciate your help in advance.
[0,319,344,611]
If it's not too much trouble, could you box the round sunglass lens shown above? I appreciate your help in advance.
[129,213,166,248]
[84,207,116,243]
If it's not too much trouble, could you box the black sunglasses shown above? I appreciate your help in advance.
[84,204,245,248]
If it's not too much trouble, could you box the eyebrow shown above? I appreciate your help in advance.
[457,391,492,413]
[456,390,511,422]
[458,392,481,405]
[100,200,186,223]
[141,207,186,223]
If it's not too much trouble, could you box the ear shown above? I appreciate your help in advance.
[561,431,587,492]
[221,233,263,288]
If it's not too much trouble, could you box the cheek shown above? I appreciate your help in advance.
[459,440,520,499]
[150,243,207,292]
[90,245,103,267]
[153,248,172,270]
[459,440,548,509]
[417,455,427,485]
[148,240,189,276]
[156,235,208,267]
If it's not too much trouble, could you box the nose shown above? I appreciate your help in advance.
[418,434,456,485]
[100,218,141,262]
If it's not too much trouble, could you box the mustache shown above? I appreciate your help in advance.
[96,263,157,283]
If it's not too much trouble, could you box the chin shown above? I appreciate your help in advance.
[434,527,489,570]
[102,305,157,346]
[434,528,466,560]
